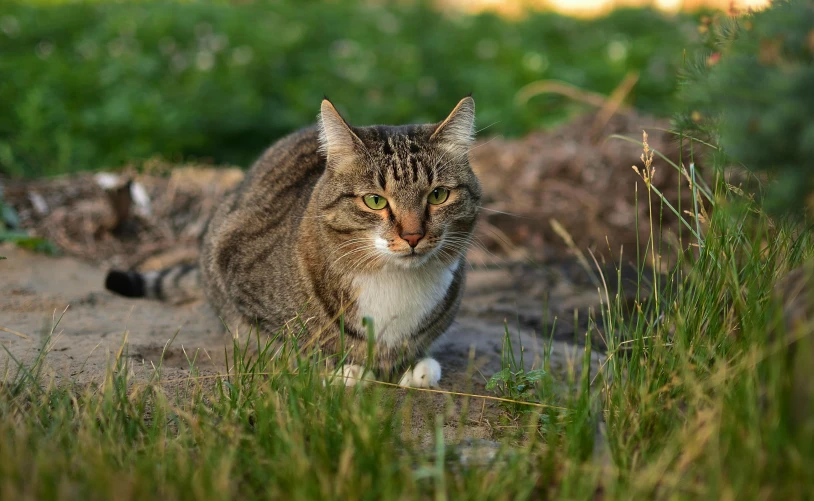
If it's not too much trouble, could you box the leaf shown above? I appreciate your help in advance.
[1,203,19,229]
[223,381,237,399]
[522,369,547,383]
[0,230,31,240]
[14,237,59,256]
[0,231,59,256]
[486,368,512,391]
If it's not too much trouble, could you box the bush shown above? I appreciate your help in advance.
[676,0,814,216]
[0,0,699,177]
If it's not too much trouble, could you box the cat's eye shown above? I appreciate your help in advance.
[363,194,388,210]
[428,187,450,205]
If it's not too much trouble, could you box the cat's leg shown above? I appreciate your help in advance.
[330,364,375,387]
[398,358,442,388]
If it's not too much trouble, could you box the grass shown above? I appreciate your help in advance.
[2,130,813,499]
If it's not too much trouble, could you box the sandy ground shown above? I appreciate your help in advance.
[0,243,609,383]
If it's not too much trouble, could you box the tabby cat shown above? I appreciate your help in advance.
[105,97,481,387]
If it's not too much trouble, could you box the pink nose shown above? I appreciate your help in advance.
[400,232,424,248]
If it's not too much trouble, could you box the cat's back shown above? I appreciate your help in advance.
[207,125,325,246]
[200,126,326,322]
[235,125,325,209]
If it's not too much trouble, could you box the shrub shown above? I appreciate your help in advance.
[676,0,814,216]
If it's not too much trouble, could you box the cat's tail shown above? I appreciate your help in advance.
[105,264,202,304]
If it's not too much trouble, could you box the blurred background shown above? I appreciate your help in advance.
[0,0,767,178]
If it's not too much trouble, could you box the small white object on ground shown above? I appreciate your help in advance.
[399,357,441,388]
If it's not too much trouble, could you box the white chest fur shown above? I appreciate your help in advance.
[352,260,460,348]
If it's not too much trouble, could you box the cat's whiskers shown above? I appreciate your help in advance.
[434,246,467,270]
[441,245,482,269]
[438,242,475,262]
[347,248,385,273]
[476,206,528,219]
[332,237,375,253]
[342,252,382,277]
[440,233,506,269]
[330,239,387,265]
[330,245,378,269]
[443,235,491,257]
[475,120,501,135]
[434,137,498,174]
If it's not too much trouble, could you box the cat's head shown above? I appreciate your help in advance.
[314,97,481,271]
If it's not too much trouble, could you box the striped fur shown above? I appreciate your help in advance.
[108,97,481,383]
[141,264,200,302]
[105,263,201,305]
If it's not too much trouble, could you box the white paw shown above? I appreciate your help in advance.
[398,358,442,388]
[332,364,375,387]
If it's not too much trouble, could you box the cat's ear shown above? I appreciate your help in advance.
[431,96,476,157]
[318,99,364,167]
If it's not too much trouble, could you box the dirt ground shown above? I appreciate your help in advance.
[0,242,612,379]
[0,111,688,443]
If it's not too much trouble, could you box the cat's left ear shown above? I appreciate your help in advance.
[318,99,364,168]
[431,96,476,157]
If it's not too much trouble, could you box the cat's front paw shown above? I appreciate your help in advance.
[398,358,442,388]
[332,364,375,387]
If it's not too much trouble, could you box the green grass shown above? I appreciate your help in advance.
[2,133,813,499]
[0,0,701,177]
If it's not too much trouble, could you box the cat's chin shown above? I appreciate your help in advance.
[385,253,431,270]
[383,249,456,270]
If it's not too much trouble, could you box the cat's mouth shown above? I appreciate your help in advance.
[393,249,421,260]
[387,247,433,267]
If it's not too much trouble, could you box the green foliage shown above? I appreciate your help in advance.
[486,366,547,397]
[676,0,814,215]
[487,322,552,416]
[0,231,59,254]
[0,189,58,254]
[0,0,699,177]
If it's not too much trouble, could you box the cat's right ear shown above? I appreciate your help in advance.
[430,96,476,157]
[318,99,364,168]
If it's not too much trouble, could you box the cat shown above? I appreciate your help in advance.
[105,96,481,388]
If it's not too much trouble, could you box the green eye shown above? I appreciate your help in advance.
[428,187,450,205]
[363,194,388,210]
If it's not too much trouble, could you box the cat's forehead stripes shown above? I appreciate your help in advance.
[357,125,436,188]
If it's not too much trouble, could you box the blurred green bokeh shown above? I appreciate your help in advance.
[0,0,700,177]
[676,0,814,217]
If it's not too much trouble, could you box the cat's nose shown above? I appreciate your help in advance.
[400,232,424,248]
